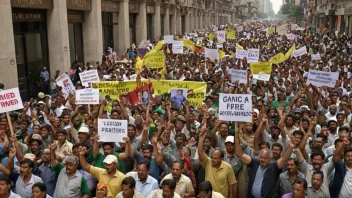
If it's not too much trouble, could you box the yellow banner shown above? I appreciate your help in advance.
[250,62,272,74]
[208,32,216,41]
[153,81,206,107]
[267,27,275,35]
[136,56,143,74]
[92,81,207,107]
[226,29,236,39]
[181,39,195,51]
[285,43,296,59]
[143,51,165,69]
[154,40,165,51]
[236,43,244,50]
[219,50,225,59]
[269,53,286,64]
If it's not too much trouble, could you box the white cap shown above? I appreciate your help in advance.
[37,101,45,105]
[103,155,118,164]
[78,126,89,134]
[24,153,36,161]
[225,136,235,143]
[38,92,45,99]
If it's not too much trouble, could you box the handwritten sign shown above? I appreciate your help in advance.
[306,70,339,88]
[311,54,321,61]
[236,26,243,33]
[75,88,99,104]
[164,35,174,44]
[250,62,272,81]
[293,47,307,57]
[56,73,75,99]
[205,48,219,61]
[79,70,100,87]
[219,94,252,122]
[236,50,248,59]
[227,69,247,84]
[217,30,226,43]
[0,88,23,113]
[172,41,184,54]
[98,119,127,142]
[247,49,259,63]
[286,34,296,40]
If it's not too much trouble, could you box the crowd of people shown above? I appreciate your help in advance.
[2,19,352,198]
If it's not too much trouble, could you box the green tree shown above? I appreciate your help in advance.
[279,4,291,15]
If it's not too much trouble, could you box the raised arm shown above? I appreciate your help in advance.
[118,137,132,160]
[4,147,16,175]
[197,125,208,162]
[151,134,164,166]
[277,136,295,169]
[78,146,91,172]
[185,100,191,131]
[333,137,349,163]
[49,141,58,168]
[299,123,312,161]
[210,120,220,142]
[92,135,100,159]
[234,122,251,164]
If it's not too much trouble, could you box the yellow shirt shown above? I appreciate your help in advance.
[89,166,125,197]
[201,156,237,198]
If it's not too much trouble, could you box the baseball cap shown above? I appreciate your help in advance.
[38,92,45,99]
[177,115,186,122]
[63,156,79,164]
[24,153,36,161]
[103,155,118,164]
[225,136,235,143]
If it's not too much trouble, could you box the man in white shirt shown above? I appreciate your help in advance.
[16,159,43,198]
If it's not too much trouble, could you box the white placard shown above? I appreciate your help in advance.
[291,24,297,30]
[247,49,259,63]
[286,34,296,40]
[236,50,248,59]
[0,88,24,114]
[98,119,127,142]
[79,70,100,87]
[196,37,204,44]
[293,47,307,57]
[172,41,184,54]
[75,88,99,104]
[236,26,244,33]
[56,73,75,99]
[219,94,252,122]
[227,69,247,84]
[216,44,223,49]
[311,54,321,60]
[164,35,174,44]
[253,74,271,81]
[246,33,251,39]
[204,48,219,61]
[216,31,226,43]
[306,70,339,88]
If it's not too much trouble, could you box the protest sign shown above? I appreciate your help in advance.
[250,62,272,81]
[56,73,75,99]
[143,50,165,69]
[227,69,247,84]
[267,27,275,35]
[226,29,236,39]
[0,88,23,114]
[291,24,297,30]
[164,35,174,44]
[205,48,219,61]
[172,41,184,54]
[286,34,296,40]
[79,70,100,87]
[208,32,216,41]
[293,46,307,57]
[171,88,188,109]
[306,70,339,88]
[98,119,127,142]
[246,33,251,39]
[152,81,206,108]
[219,94,252,122]
[311,54,321,60]
[276,25,288,35]
[269,53,286,64]
[196,37,204,44]
[236,26,243,33]
[129,83,152,105]
[236,50,248,59]
[247,49,259,63]
[181,39,195,51]
[75,88,99,104]
[216,31,226,43]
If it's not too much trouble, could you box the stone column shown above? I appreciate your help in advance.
[176,9,182,34]
[113,13,119,51]
[215,13,219,25]
[194,9,199,30]
[199,11,203,29]
[117,0,130,56]
[231,12,236,23]
[82,0,103,63]
[136,1,147,46]
[47,0,70,76]
[164,5,170,35]
[153,3,161,39]
[185,10,191,33]
[171,7,177,34]
[0,0,18,88]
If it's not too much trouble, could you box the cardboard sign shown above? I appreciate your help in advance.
[219,94,252,122]
[227,69,247,84]
[205,48,219,61]
[236,50,248,59]
[79,70,100,87]
[293,47,307,57]
[56,73,75,99]
[291,24,297,30]
[311,54,321,60]
[143,51,165,69]
[0,88,23,113]
[98,119,127,142]
[236,26,243,33]
[172,41,184,54]
[286,34,296,40]
[306,70,339,88]
[226,29,236,39]
[250,62,272,81]
[75,88,99,104]
[217,31,226,43]
[164,35,174,44]
[276,25,288,35]
[247,49,259,63]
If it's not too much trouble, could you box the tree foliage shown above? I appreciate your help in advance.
[279,3,303,21]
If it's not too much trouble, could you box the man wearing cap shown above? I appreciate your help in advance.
[79,145,125,197]
[50,141,90,198]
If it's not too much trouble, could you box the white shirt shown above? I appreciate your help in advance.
[339,167,352,198]
[125,172,159,197]
[146,189,181,198]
